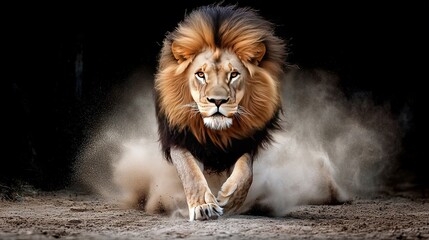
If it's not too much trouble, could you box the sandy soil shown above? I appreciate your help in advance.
[1,188,428,240]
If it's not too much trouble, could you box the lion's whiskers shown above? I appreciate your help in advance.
[237,106,254,116]
[180,103,200,118]
[180,103,198,109]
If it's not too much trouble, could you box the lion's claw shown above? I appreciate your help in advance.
[190,203,223,221]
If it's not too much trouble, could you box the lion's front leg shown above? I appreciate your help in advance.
[217,153,253,214]
[170,148,223,221]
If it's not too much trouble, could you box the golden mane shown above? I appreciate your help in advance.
[155,4,287,149]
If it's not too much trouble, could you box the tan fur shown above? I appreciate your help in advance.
[170,148,223,220]
[217,153,253,213]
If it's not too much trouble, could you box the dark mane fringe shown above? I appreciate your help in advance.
[156,94,283,172]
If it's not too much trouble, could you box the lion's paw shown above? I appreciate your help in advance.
[217,173,252,214]
[189,203,223,221]
[217,183,246,213]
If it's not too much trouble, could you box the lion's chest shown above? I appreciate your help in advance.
[186,137,252,172]
[171,128,273,172]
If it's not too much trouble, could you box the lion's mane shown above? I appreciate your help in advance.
[154,4,287,172]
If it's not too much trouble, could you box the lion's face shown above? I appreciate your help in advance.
[188,49,248,130]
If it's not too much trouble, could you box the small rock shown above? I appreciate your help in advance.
[68,219,82,224]
[70,207,88,212]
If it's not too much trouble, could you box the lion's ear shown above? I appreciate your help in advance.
[238,42,266,65]
[253,42,266,64]
[171,41,192,64]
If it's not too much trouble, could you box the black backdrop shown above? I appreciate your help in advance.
[6,1,428,191]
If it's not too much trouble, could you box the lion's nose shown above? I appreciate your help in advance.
[207,97,229,107]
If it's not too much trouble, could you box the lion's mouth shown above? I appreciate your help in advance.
[203,114,233,130]
[212,112,224,117]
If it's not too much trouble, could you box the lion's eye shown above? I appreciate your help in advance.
[195,71,205,79]
[229,71,240,81]
[195,71,206,83]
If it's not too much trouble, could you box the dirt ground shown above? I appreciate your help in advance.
[0,188,428,240]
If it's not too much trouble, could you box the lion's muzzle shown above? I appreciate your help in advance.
[199,98,236,130]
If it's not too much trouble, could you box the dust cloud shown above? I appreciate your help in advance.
[240,69,401,216]
[74,67,401,218]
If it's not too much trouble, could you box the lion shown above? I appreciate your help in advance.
[153,4,287,221]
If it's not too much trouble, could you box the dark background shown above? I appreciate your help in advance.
[5,1,428,193]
